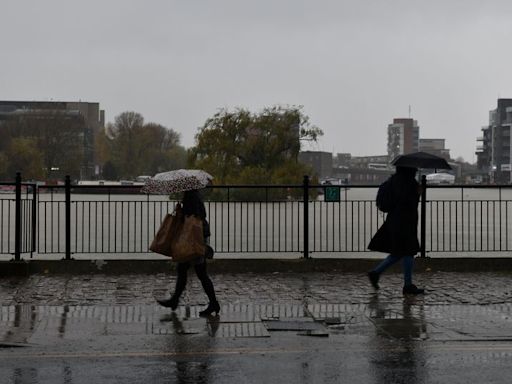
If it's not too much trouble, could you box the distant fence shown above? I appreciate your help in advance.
[2,173,512,259]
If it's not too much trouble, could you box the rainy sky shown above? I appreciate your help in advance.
[2,0,512,162]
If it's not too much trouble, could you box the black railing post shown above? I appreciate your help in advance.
[14,172,22,261]
[420,175,427,258]
[65,175,72,260]
[303,175,310,259]
[31,182,37,256]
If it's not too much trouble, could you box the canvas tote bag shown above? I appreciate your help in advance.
[171,215,207,262]
[149,204,183,257]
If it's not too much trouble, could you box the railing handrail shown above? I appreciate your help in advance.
[6,172,512,259]
[27,183,512,190]
[0,182,37,187]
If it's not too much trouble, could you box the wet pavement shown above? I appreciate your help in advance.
[2,270,512,383]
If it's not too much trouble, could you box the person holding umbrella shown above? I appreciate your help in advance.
[157,189,220,316]
[367,165,424,295]
[367,152,451,294]
[143,170,220,316]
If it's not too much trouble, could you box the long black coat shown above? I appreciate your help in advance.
[368,172,420,256]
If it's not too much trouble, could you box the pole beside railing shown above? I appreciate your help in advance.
[303,175,310,259]
[31,182,37,255]
[14,172,22,261]
[65,175,72,260]
[420,175,427,258]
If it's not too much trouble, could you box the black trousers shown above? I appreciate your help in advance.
[172,260,217,304]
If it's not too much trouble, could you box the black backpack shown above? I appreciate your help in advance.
[376,177,394,213]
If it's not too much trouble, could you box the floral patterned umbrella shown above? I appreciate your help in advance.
[141,169,213,194]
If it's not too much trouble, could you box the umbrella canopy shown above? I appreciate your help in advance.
[141,169,213,194]
[391,152,451,170]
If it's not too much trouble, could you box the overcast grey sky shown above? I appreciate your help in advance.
[2,0,512,162]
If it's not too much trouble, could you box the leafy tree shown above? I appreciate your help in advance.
[1,111,84,179]
[102,160,118,181]
[0,152,9,180]
[5,138,45,180]
[189,106,323,199]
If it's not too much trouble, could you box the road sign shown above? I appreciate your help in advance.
[324,186,340,202]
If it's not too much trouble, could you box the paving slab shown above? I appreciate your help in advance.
[0,271,512,383]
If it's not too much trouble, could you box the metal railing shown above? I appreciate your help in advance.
[0,174,36,257]
[424,185,512,253]
[3,173,512,260]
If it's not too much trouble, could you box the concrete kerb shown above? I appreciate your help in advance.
[2,257,512,276]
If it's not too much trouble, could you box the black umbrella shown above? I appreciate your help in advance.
[391,152,451,170]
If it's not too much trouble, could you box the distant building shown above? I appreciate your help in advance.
[476,125,492,176]
[419,138,450,160]
[350,155,390,170]
[0,100,105,179]
[298,151,333,179]
[332,167,392,185]
[476,99,512,183]
[333,153,351,168]
[329,153,392,185]
[387,118,420,161]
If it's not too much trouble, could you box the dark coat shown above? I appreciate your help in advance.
[182,190,210,238]
[368,171,420,256]
[182,190,206,219]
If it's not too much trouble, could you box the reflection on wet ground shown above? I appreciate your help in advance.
[3,299,512,383]
[368,294,427,339]
[367,295,427,384]
[3,298,512,342]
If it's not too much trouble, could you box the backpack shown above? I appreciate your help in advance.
[376,177,394,213]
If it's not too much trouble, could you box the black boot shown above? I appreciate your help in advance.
[194,262,220,317]
[199,301,221,317]
[156,295,179,310]
[368,271,380,290]
[403,284,425,295]
[158,263,188,310]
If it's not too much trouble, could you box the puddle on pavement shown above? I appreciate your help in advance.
[2,302,512,343]
[209,322,270,338]
[263,320,326,332]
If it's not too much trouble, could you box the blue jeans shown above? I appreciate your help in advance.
[372,254,414,286]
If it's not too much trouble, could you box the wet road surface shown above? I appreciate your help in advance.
[1,271,512,383]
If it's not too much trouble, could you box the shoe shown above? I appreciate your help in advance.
[156,296,179,310]
[403,284,425,295]
[199,301,220,317]
[368,271,380,290]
